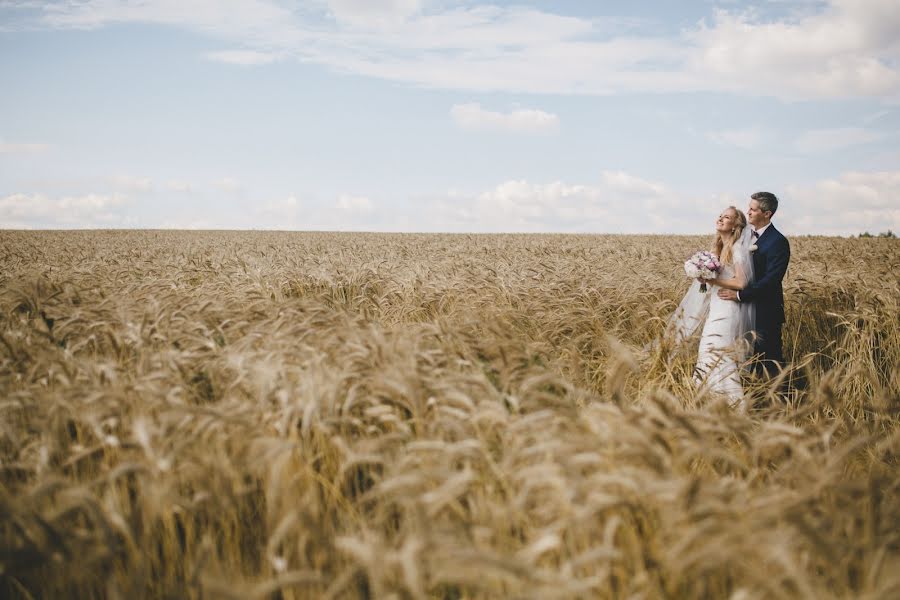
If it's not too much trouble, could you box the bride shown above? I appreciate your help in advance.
[669,206,756,408]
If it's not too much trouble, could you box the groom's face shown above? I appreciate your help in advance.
[747,200,769,228]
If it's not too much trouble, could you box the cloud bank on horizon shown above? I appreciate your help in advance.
[1,0,899,235]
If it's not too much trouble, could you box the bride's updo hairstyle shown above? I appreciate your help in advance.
[714,206,747,265]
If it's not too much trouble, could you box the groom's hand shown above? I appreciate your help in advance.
[718,289,738,301]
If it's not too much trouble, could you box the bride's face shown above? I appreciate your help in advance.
[715,209,738,234]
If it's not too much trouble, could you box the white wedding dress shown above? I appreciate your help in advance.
[694,263,746,405]
[669,228,756,408]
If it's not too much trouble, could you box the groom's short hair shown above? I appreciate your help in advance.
[751,191,778,215]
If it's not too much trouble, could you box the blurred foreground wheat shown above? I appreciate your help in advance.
[0,230,898,599]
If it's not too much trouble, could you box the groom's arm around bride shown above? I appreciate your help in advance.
[718,192,790,378]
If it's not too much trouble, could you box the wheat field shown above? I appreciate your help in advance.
[0,230,897,599]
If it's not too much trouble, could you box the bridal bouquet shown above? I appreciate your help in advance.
[684,250,721,293]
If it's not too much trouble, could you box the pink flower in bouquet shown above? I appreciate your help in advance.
[684,250,721,293]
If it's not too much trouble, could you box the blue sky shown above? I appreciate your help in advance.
[1,0,899,234]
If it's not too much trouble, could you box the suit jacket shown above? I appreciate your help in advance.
[740,224,790,327]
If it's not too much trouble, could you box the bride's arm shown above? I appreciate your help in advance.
[709,264,747,290]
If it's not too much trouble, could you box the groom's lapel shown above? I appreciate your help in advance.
[758,224,777,247]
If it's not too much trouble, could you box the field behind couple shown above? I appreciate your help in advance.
[1,230,897,599]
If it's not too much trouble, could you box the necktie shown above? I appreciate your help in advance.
[752,230,760,239]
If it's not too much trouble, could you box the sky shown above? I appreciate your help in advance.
[1,0,899,235]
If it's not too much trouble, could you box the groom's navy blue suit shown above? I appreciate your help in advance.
[739,224,790,377]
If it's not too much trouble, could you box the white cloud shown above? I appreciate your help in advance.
[35,0,298,37]
[109,175,153,192]
[211,177,242,192]
[426,169,900,235]
[706,128,765,150]
[782,170,900,235]
[312,16,685,95]
[13,0,899,100]
[0,192,133,228]
[862,109,892,125]
[450,103,560,134]
[253,195,303,229]
[326,0,422,28]
[248,193,376,231]
[426,171,691,233]
[687,2,900,99]
[793,127,885,153]
[599,170,667,196]
[5,170,895,235]
[166,180,193,192]
[336,194,373,214]
[206,49,281,65]
[0,140,51,154]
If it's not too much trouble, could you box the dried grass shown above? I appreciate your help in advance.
[0,230,898,599]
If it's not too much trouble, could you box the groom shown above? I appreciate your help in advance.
[718,192,790,378]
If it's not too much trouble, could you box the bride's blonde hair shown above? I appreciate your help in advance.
[713,206,747,265]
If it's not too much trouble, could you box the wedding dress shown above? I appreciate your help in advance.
[695,262,747,404]
[669,227,756,408]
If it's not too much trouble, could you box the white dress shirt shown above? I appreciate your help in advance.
[752,222,771,239]
[736,222,770,301]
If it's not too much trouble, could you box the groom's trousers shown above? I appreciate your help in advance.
[754,323,784,379]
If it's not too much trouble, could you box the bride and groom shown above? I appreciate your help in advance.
[670,192,791,409]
